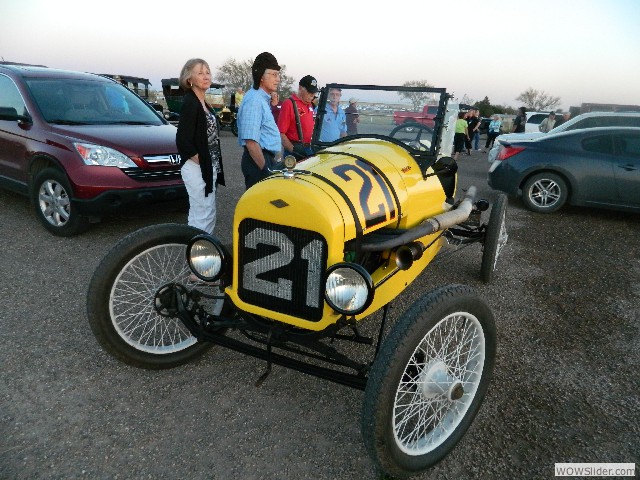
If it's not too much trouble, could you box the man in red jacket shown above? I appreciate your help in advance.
[277,75,318,158]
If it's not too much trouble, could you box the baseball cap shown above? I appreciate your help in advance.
[299,75,318,93]
[349,97,357,103]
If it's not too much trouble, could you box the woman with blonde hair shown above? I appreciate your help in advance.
[176,58,225,234]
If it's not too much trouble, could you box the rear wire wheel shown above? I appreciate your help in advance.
[362,284,496,479]
[87,223,224,369]
[480,194,508,283]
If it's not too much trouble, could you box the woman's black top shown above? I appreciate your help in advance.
[176,90,225,195]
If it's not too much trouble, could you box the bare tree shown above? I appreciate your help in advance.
[460,94,475,108]
[214,57,295,102]
[516,87,561,111]
[398,80,434,110]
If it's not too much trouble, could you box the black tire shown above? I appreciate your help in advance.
[480,194,508,283]
[231,119,238,137]
[31,167,90,236]
[361,284,496,479]
[87,223,223,369]
[521,172,568,213]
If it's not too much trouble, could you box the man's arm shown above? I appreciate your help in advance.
[280,133,294,153]
[245,139,266,170]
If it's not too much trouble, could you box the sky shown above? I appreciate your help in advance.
[2,0,640,111]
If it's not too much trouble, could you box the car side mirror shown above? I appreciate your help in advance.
[0,107,32,125]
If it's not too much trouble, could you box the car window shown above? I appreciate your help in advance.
[24,78,164,125]
[582,135,613,154]
[616,133,640,157]
[618,117,640,127]
[566,118,598,130]
[0,75,28,117]
[527,114,547,125]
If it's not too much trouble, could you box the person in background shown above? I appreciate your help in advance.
[270,92,281,122]
[235,87,244,109]
[555,111,571,127]
[277,75,318,158]
[512,107,527,133]
[345,97,360,135]
[237,52,282,189]
[319,87,347,142]
[453,111,468,161]
[539,112,556,133]
[483,114,502,152]
[469,108,482,151]
[175,58,225,234]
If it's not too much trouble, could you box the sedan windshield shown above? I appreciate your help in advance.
[25,78,164,126]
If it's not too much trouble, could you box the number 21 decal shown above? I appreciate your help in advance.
[332,160,396,229]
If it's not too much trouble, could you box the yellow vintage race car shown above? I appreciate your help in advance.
[87,84,508,479]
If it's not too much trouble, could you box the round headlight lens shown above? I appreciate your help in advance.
[325,264,373,315]
[187,236,225,281]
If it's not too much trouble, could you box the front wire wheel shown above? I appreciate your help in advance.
[87,224,224,369]
[362,284,496,479]
[480,194,508,283]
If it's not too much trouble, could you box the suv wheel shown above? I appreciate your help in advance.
[31,167,90,236]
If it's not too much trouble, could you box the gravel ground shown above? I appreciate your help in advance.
[1,133,638,479]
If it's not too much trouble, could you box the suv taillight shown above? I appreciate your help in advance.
[496,146,525,160]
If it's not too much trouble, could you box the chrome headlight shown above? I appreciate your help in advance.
[186,235,227,282]
[74,142,137,168]
[325,263,373,315]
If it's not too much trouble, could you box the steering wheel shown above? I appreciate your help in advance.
[389,122,434,151]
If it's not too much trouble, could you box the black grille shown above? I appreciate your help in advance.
[121,166,182,181]
[239,219,327,322]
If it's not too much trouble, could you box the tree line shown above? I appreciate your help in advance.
[207,58,563,117]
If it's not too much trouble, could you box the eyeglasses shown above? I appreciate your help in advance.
[264,71,281,78]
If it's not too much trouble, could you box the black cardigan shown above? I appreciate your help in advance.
[176,90,225,195]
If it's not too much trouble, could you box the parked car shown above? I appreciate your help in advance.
[524,111,555,133]
[488,127,640,213]
[488,111,640,164]
[0,63,186,236]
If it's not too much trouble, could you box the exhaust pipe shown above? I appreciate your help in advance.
[361,186,476,252]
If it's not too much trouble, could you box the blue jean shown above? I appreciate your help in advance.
[473,131,480,150]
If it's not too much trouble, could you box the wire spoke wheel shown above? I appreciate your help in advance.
[109,242,216,354]
[393,312,484,454]
[87,224,223,368]
[480,194,508,283]
[362,285,496,478]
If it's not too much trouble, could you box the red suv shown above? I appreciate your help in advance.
[0,63,186,236]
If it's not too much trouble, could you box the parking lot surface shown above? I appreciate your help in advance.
[1,133,638,479]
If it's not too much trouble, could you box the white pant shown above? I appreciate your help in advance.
[181,159,216,234]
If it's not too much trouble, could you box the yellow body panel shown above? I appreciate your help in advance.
[227,138,454,331]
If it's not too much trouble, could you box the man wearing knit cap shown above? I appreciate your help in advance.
[237,52,283,189]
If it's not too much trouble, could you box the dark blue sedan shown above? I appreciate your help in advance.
[488,127,640,213]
